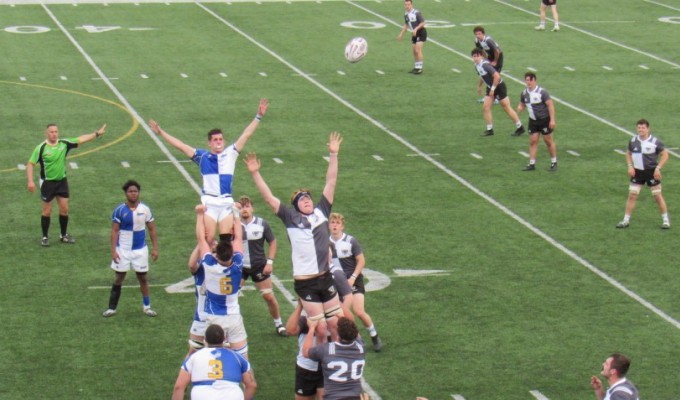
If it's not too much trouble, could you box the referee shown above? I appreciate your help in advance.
[26,123,106,246]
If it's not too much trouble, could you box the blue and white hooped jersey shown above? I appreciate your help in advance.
[112,202,153,251]
[181,347,250,397]
[193,264,207,322]
[201,252,244,316]
[192,145,239,197]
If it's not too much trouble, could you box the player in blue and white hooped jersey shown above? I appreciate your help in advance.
[102,180,159,318]
[148,98,268,244]
[246,132,345,344]
[173,324,257,400]
[193,204,249,358]
[186,243,208,357]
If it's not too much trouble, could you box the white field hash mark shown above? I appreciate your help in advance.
[530,390,551,400]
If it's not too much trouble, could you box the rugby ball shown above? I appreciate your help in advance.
[344,37,368,63]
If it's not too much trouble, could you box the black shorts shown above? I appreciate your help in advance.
[491,53,504,73]
[294,272,338,303]
[528,117,553,135]
[242,263,270,283]
[41,178,69,202]
[332,268,353,298]
[486,82,508,101]
[347,273,366,295]
[542,0,557,5]
[631,169,661,187]
[295,364,323,396]
[411,28,427,44]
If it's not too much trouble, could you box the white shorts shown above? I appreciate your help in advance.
[191,382,244,400]
[111,247,149,273]
[206,313,247,343]
[190,319,208,337]
[201,195,234,223]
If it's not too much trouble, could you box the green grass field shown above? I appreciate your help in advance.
[1,0,679,399]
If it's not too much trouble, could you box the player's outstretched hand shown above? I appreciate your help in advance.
[328,131,343,154]
[148,119,161,134]
[96,124,107,137]
[257,98,269,118]
[244,152,261,173]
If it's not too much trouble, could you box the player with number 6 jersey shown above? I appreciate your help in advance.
[193,204,250,359]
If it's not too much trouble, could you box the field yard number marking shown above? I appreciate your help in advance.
[340,20,454,30]
[659,16,680,24]
[3,25,149,33]
[77,25,122,33]
[4,25,50,33]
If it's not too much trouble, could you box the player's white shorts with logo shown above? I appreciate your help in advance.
[190,319,208,337]
[206,313,247,343]
[111,246,149,273]
[201,195,234,222]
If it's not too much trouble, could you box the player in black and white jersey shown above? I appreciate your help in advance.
[286,300,325,400]
[473,26,504,73]
[535,0,560,32]
[397,0,427,74]
[590,353,640,400]
[237,195,286,337]
[471,48,525,137]
[245,132,344,344]
[303,317,366,400]
[517,72,557,171]
[329,213,382,352]
[616,119,670,229]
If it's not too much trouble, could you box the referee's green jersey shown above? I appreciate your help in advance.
[28,138,78,181]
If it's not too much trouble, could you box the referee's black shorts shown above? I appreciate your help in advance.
[41,178,69,202]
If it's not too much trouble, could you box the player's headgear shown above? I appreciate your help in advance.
[290,189,312,212]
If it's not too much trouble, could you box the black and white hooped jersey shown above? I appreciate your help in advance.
[404,8,425,30]
[330,233,363,275]
[277,195,332,276]
[475,60,501,88]
[241,216,275,268]
[474,35,502,61]
[519,86,551,120]
[628,134,665,170]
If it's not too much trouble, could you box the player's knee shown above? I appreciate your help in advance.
[259,288,273,297]
[628,185,641,195]
[652,187,662,196]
